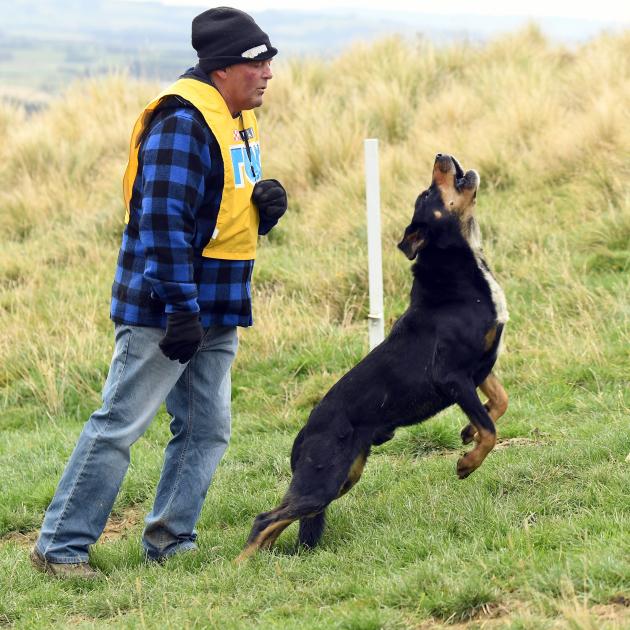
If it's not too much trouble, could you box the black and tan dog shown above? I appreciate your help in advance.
[237,154,509,561]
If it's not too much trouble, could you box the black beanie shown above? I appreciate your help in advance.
[192,7,278,74]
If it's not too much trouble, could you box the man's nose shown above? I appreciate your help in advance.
[262,61,273,79]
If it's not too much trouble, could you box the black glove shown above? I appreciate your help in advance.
[252,179,287,221]
[159,312,204,364]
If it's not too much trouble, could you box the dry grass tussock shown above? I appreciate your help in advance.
[0,26,629,418]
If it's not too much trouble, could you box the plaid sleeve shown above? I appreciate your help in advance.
[138,109,211,314]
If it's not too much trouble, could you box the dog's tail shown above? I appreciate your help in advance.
[298,510,326,549]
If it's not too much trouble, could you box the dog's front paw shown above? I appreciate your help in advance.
[460,424,476,445]
[456,454,477,479]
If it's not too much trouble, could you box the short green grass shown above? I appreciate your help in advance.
[1,27,629,629]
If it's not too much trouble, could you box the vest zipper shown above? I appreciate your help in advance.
[239,113,258,180]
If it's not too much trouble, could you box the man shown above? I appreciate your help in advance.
[31,7,287,578]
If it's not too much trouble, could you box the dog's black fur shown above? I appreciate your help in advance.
[238,154,509,560]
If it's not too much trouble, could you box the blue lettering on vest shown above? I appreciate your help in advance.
[231,142,262,188]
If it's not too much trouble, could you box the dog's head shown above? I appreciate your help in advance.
[398,154,481,260]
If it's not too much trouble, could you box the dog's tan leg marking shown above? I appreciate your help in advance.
[480,373,508,422]
[258,519,294,550]
[461,373,508,444]
[235,518,294,563]
[484,326,498,352]
[457,427,496,479]
[336,452,367,499]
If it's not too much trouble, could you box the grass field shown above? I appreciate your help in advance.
[0,26,629,628]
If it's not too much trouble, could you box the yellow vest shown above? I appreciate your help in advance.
[122,78,261,260]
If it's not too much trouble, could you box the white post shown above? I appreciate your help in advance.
[364,138,385,350]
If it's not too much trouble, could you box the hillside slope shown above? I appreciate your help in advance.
[0,27,628,628]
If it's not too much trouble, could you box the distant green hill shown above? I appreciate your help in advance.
[1,0,625,109]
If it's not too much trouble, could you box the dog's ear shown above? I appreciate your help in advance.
[397,224,426,260]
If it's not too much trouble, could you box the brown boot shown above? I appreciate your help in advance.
[30,547,100,580]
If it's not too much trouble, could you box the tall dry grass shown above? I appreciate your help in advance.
[0,26,628,419]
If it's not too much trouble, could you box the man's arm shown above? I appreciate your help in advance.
[138,109,210,315]
[137,109,212,362]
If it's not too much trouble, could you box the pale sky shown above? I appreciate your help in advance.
[151,0,630,22]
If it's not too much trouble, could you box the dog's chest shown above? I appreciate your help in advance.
[474,254,508,325]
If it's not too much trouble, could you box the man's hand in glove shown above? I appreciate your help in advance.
[252,179,287,221]
[159,312,204,364]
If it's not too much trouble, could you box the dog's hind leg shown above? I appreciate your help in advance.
[290,426,306,471]
[336,450,369,499]
[298,511,326,548]
[235,502,298,562]
[297,448,369,549]
[461,373,508,444]
[237,437,367,560]
[237,487,340,562]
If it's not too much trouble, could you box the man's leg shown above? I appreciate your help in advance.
[142,325,238,560]
[35,324,187,564]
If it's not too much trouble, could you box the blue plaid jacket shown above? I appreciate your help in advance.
[111,71,277,329]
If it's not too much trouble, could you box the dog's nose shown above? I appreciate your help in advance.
[434,153,453,174]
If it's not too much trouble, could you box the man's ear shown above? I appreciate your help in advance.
[211,68,229,81]
[397,224,426,260]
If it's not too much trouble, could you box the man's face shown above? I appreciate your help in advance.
[221,59,273,113]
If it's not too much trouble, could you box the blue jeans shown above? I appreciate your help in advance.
[35,323,238,563]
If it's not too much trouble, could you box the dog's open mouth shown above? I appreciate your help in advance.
[435,154,479,193]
